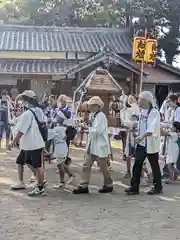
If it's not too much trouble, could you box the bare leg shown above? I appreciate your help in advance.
[18,164,24,182]
[143,165,149,175]
[58,163,65,183]
[124,157,131,178]
[27,164,36,176]
[141,168,145,178]
[53,162,66,189]
[11,164,26,190]
[126,157,131,172]
[79,132,84,146]
[35,167,44,185]
[64,164,73,177]
[140,168,148,186]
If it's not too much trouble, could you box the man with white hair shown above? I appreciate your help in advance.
[125,91,162,195]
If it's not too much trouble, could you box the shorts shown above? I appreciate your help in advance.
[16,148,43,168]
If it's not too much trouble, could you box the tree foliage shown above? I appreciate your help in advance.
[132,0,180,64]
[0,0,180,64]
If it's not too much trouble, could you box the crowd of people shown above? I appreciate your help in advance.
[0,88,180,197]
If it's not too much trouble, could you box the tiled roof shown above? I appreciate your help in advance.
[156,60,180,76]
[67,52,148,76]
[0,60,78,74]
[85,68,122,94]
[0,25,132,53]
[143,64,180,83]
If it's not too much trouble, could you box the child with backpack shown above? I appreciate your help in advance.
[124,114,138,178]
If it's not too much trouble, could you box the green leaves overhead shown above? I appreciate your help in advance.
[0,0,180,64]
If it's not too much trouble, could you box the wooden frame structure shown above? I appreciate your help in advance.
[72,67,123,126]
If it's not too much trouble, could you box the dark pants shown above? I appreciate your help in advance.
[120,131,126,157]
[131,145,162,192]
[176,148,180,171]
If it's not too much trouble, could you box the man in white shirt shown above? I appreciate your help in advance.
[73,96,113,194]
[125,91,162,195]
[9,90,46,196]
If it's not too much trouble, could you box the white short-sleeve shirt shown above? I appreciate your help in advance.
[16,107,45,150]
[138,109,149,147]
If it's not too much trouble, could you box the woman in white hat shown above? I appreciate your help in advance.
[125,91,162,195]
[73,96,113,194]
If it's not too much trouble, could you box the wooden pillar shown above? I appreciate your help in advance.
[130,72,134,94]
[134,74,140,95]
[75,71,81,87]
[100,94,109,115]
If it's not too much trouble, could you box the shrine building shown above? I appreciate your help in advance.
[0,24,180,104]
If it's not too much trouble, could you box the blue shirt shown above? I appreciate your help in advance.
[0,104,8,126]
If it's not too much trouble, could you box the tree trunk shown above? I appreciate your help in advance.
[166,53,174,65]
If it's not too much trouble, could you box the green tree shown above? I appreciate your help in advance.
[132,0,180,64]
[0,0,180,65]
[0,0,129,26]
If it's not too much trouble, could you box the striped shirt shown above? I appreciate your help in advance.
[44,105,73,123]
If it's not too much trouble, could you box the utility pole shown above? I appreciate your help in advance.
[125,0,133,29]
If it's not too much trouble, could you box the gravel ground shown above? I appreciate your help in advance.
[0,148,180,240]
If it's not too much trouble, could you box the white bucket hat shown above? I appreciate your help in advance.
[88,96,104,109]
[21,90,36,99]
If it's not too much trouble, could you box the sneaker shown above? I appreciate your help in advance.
[164,178,173,184]
[11,182,26,190]
[29,180,48,188]
[124,171,131,178]
[29,174,36,183]
[28,181,38,189]
[51,159,57,164]
[140,178,148,187]
[53,182,64,189]
[162,172,169,179]
[174,171,179,180]
[108,166,113,171]
[99,185,113,193]
[125,187,139,195]
[73,186,89,194]
[147,187,163,195]
[28,186,45,197]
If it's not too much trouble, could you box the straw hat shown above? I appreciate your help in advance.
[88,96,104,109]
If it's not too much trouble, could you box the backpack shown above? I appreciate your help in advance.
[29,109,48,142]
[176,138,180,148]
